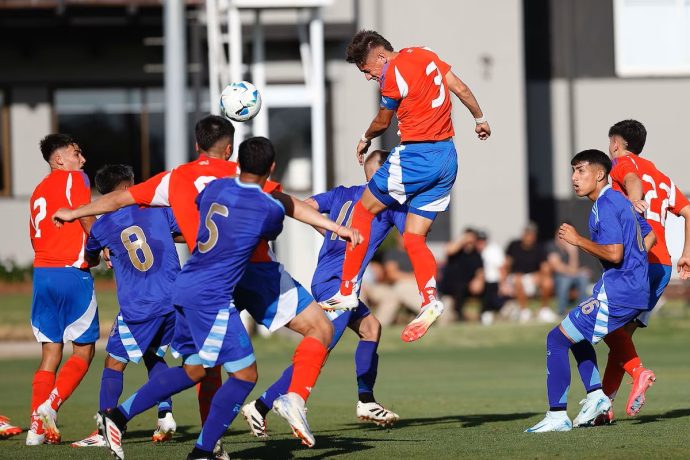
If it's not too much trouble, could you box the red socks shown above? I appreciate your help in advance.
[197,365,223,424]
[288,337,328,402]
[31,370,56,413]
[340,201,375,295]
[48,355,89,411]
[402,232,438,305]
[602,328,642,398]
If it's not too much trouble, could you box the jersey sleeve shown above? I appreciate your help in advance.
[263,180,282,193]
[85,220,104,256]
[164,208,181,235]
[594,199,624,245]
[261,202,285,241]
[128,171,171,207]
[380,64,402,110]
[637,212,652,238]
[69,171,91,208]
[668,182,690,216]
[310,188,337,213]
[609,158,638,190]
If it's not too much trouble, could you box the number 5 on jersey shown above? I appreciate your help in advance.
[198,203,229,253]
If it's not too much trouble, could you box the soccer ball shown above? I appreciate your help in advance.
[220,81,262,122]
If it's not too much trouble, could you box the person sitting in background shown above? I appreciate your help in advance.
[546,226,591,315]
[440,228,484,320]
[503,222,557,323]
[475,230,506,325]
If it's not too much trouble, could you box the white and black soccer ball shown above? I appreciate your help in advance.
[220,81,262,122]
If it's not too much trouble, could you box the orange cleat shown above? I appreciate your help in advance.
[626,368,656,416]
[0,416,22,439]
[401,300,444,343]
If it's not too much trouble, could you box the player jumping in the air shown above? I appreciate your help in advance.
[72,164,181,447]
[241,150,404,437]
[322,30,491,343]
[525,149,655,433]
[596,120,690,423]
[27,134,99,446]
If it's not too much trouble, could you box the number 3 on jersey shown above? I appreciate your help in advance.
[425,61,446,108]
[32,197,47,238]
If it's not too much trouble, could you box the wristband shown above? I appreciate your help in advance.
[360,133,371,143]
[474,116,487,124]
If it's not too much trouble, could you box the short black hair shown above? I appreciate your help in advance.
[238,137,275,176]
[40,133,78,162]
[365,149,388,168]
[608,119,646,155]
[571,149,612,176]
[195,115,235,152]
[346,30,394,66]
[95,164,134,195]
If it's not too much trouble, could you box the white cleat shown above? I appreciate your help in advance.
[319,291,359,311]
[25,416,46,446]
[71,430,106,447]
[273,392,315,448]
[96,411,125,460]
[0,416,22,439]
[36,401,60,444]
[241,400,269,438]
[356,401,399,427]
[573,389,612,427]
[401,300,444,342]
[213,439,230,460]
[151,412,176,443]
[525,411,572,433]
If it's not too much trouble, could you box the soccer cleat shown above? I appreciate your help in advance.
[401,300,444,342]
[151,412,176,443]
[95,410,125,460]
[71,430,106,447]
[26,414,45,446]
[0,416,22,439]
[626,368,656,416]
[524,411,572,433]
[573,389,611,427]
[356,401,399,427]
[213,440,230,460]
[593,407,615,426]
[36,400,61,444]
[273,392,315,448]
[241,400,269,438]
[319,291,359,311]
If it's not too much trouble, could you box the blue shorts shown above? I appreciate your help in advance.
[560,297,641,345]
[234,262,314,332]
[369,140,457,216]
[106,311,175,364]
[170,305,255,373]
[31,267,99,344]
[636,263,673,327]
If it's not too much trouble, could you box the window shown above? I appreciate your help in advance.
[614,0,690,76]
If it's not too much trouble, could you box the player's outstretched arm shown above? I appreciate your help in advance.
[303,197,327,236]
[272,191,363,246]
[357,108,396,165]
[445,70,490,140]
[677,204,690,280]
[52,190,136,226]
[558,223,623,263]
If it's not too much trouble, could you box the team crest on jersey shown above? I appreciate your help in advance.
[580,298,598,315]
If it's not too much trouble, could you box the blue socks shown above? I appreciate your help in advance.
[571,341,602,393]
[195,377,255,453]
[144,356,173,414]
[546,327,573,411]
[258,366,293,410]
[100,368,123,411]
[117,366,195,422]
[355,340,378,401]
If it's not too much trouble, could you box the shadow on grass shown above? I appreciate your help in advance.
[125,424,198,443]
[328,412,540,431]
[628,408,690,425]
[230,434,404,459]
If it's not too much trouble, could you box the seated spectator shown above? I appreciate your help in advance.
[476,230,506,325]
[545,227,590,315]
[502,222,556,323]
[440,228,484,320]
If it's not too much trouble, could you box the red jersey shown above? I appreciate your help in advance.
[380,47,454,142]
[30,170,91,268]
[610,154,690,266]
[128,154,282,261]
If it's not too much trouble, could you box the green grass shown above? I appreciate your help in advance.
[2,310,690,459]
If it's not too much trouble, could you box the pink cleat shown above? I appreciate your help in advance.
[626,368,656,416]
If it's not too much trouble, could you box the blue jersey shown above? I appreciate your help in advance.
[590,185,652,310]
[85,206,181,323]
[172,178,285,311]
[310,185,407,300]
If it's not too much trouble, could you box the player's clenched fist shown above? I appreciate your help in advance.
[475,121,491,140]
[337,227,364,248]
[558,223,580,247]
[52,207,77,227]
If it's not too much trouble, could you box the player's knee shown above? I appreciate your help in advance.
[358,315,381,342]
[183,364,207,383]
[72,342,96,364]
[104,355,127,372]
[232,362,258,384]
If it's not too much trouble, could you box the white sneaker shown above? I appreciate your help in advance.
[480,311,495,326]
[356,401,399,427]
[152,412,176,443]
[213,440,230,460]
[273,392,315,448]
[537,306,558,323]
[518,308,532,324]
[401,300,444,342]
[95,411,125,460]
[25,428,45,446]
[524,411,572,433]
[241,400,269,438]
[573,389,611,427]
[36,400,60,444]
[319,290,359,311]
[71,430,106,447]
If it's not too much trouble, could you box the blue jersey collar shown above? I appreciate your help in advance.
[596,184,612,201]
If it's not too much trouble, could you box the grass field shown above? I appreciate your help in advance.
[1,296,690,459]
